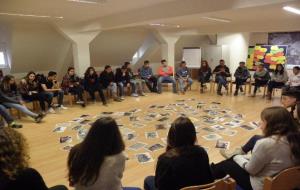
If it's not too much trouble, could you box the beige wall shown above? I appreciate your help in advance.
[90,27,151,69]
[10,22,73,79]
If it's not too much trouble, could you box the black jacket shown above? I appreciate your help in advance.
[99,71,115,88]
[213,65,231,77]
[115,68,130,83]
[0,90,20,104]
[155,145,214,190]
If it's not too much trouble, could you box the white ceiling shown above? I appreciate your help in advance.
[0,0,300,33]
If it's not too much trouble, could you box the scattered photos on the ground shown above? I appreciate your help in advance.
[53,98,258,164]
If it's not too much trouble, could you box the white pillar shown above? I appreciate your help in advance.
[55,25,101,77]
[159,34,179,71]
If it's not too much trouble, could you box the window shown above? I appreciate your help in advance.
[0,51,6,66]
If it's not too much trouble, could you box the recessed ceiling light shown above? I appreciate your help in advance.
[0,12,63,19]
[283,6,300,15]
[201,16,231,23]
[67,0,107,4]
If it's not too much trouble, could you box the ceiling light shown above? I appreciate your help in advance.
[283,6,300,15]
[201,16,231,23]
[149,23,181,28]
[0,12,63,19]
[67,0,106,4]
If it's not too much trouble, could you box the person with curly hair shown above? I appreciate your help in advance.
[0,127,67,190]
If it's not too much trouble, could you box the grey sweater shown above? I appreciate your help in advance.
[75,152,126,190]
[234,136,297,190]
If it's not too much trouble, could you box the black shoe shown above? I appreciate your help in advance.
[34,113,44,123]
[103,102,108,106]
[81,103,86,107]
[240,87,244,92]
[9,122,23,128]
[114,98,122,102]
[234,91,238,96]
[217,91,223,96]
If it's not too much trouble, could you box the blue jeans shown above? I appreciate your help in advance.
[157,76,177,93]
[0,104,14,125]
[130,79,144,94]
[144,176,157,190]
[2,102,38,118]
[178,78,193,92]
[41,90,64,107]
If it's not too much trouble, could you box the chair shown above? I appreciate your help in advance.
[66,93,88,106]
[210,74,232,94]
[263,166,300,190]
[180,177,236,190]
[230,77,252,95]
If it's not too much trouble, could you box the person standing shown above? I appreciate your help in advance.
[140,60,158,93]
[233,61,250,96]
[213,59,231,96]
[157,59,177,94]
[176,61,193,94]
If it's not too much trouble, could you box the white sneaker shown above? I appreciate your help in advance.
[59,105,68,110]
[131,93,139,97]
[120,96,125,100]
[76,100,84,104]
[48,107,56,114]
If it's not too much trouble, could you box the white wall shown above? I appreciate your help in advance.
[249,32,268,46]
[0,23,12,74]
[217,33,250,72]
[10,22,73,79]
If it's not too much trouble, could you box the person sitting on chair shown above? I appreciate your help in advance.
[0,92,23,128]
[234,61,250,96]
[0,127,68,190]
[61,67,85,107]
[286,66,300,90]
[0,76,44,123]
[39,71,67,113]
[157,59,177,94]
[176,61,193,94]
[115,65,131,100]
[251,63,270,97]
[266,64,288,100]
[140,60,158,93]
[198,60,212,93]
[83,67,107,106]
[123,62,145,97]
[144,117,214,190]
[19,71,48,114]
[99,65,121,102]
[213,59,231,96]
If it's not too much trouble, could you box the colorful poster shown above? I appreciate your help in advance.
[246,45,288,70]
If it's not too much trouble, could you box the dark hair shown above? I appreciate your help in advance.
[68,117,125,186]
[282,88,300,102]
[166,117,196,151]
[181,61,186,65]
[104,65,111,70]
[161,59,167,64]
[261,107,300,161]
[1,75,15,92]
[220,59,225,63]
[144,60,150,64]
[84,67,96,77]
[124,62,131,67]
[0,70,3,78]
[274,64,284,75]
[239,61,245,65]
[293,66,300,71]
[200,60,210,72]
[121,65,127,70]
[25,71,36,82]
[68,67,75,72]
[48,71,57,77]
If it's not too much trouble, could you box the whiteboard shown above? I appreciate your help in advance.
[182,47,201,68]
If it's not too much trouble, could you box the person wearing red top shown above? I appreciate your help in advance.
[157,60,177,93]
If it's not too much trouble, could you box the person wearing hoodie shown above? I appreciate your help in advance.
[251,63,270,97]
[233,61,250,96]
